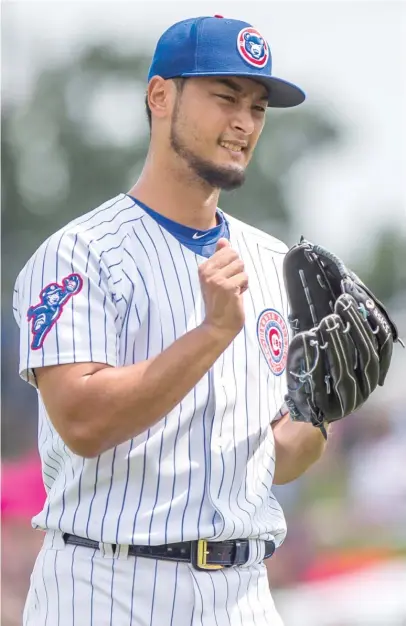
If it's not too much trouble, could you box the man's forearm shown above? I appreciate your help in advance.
[41,323,232,457]
[272,414,328,484]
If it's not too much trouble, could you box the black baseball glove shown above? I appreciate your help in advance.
[283,237,404,438]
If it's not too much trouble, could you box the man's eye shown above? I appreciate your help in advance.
[216,94,236,103]
[253,105,266,113]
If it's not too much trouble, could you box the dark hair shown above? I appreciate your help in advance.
[145,92,152,129]
[145,78,186,130]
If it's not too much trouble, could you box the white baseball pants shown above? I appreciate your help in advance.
[23,531,284,626]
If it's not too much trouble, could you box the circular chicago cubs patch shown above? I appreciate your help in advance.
[237,27,269,68]
[257,308,289,376]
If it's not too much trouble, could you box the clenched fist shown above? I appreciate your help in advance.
[199,238,248,342]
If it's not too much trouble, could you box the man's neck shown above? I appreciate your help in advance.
[128,156,221,231]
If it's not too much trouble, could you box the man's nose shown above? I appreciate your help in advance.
[231,106,255,136]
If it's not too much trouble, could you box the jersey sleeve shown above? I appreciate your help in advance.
[14,229,120,387]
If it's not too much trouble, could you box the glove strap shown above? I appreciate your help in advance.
[285,396,328,440]
[319,423,328,440]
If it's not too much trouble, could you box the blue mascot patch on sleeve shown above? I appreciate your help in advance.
[27,273,83,350]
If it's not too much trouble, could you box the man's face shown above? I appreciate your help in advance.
[169,76,268,190]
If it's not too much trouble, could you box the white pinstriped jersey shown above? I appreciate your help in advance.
[13,193,290,548]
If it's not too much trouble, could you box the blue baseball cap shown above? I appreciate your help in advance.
[148,16,305,108]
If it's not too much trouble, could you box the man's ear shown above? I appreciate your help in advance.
[147,76,173,123]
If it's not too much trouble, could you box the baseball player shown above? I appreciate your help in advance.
[13,15,327,626]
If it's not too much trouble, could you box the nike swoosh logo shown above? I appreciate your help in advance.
[192,232,207,239]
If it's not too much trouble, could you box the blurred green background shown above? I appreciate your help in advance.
[2,2,406,625]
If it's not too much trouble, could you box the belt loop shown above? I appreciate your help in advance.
[233,541,247,565]
[115,544,129,560]
[240,539,265,568]
[99,542,115,558]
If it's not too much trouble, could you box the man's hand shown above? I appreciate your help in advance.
[199,238,248,342]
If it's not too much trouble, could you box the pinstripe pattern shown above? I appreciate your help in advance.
[14,196,289,624]
[24,532,208,626]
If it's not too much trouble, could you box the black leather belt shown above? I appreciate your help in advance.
[63,534,275,571]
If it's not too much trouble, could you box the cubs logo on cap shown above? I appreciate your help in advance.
[237,27,269,68]
[257,308,289,376]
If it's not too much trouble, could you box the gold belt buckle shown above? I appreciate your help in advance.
[192,539,224,571]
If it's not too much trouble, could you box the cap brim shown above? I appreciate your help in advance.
[256,75,305,108]
[180,71,305,108]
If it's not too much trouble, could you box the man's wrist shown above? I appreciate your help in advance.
[199,321,236,350]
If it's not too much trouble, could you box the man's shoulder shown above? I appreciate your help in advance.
[57,193,144,242]
[36,194,144,255]
[224,212,289,255]
[16,194,144,282]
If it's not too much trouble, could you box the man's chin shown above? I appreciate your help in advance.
[170,124,247,190]
[196,162,246,191]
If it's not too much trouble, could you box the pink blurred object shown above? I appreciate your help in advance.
[1,451,46,522]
